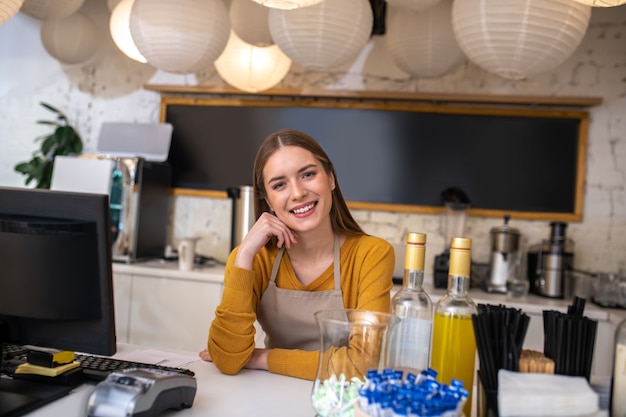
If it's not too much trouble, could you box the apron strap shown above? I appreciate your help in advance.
[269,234,341,289]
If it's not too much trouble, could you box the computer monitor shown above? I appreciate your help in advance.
[0,186,116,356]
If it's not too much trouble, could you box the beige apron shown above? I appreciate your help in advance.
[257,235,344,351]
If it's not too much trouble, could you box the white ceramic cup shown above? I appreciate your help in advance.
[178,238,198,271]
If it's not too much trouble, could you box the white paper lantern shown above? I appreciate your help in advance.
[0,0,24,25]
[252,0,324,10]
[387,0,465,78]
[386,0,441,12]
[20,0,84,21]
[269,0,373,70]
[110,0,146,63]
[573,0,625,6]
[129,0,230,74]
[452,0,591,80]
[215,31,292,93]
[40,11,100,65]
[107,0,121,12]
[230,0,273,46]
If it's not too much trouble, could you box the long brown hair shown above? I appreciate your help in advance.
[253,129,364,246]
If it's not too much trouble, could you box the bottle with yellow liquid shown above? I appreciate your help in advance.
[430,237,477,417]
[389,232,432,374]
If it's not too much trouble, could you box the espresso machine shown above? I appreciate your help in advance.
[486,214,521,293]
[527,222,575,298]
[51,122,173,263]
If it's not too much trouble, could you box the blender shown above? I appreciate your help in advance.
[433,201,470,288]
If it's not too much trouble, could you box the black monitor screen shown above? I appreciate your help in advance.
[0,187,116,356]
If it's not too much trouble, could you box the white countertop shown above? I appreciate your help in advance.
[113,259,624,323]
[20,344,315,417]
[112,259,226,284]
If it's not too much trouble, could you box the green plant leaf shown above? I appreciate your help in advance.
[37,120,62,127]
[14,103,83,189]
[40,102,62,116]
[41,135,57,158]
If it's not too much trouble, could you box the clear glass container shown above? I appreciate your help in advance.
[311,309,399,417]
[389,232,433,374]
[612,318,626,417]
[430,237,478,417]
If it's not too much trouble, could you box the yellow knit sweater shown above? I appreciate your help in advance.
[207,234,394,380]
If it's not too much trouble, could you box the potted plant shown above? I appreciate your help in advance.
[14,102,83,189]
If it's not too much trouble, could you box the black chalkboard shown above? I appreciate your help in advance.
[162,98,587,221]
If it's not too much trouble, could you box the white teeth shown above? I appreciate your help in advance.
[292,203,315,214]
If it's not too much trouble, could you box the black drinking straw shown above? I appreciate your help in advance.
[542,298,597,380]
[473,304,530,391]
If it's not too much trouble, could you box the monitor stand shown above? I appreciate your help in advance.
[0,377,73,417]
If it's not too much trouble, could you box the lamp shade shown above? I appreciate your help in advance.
[230,0,273,46]
[573,0,626,5]
[452,0,591,80]
[387,0,465,78]
[251,0,324,10]
[269,0,373,70]
[129,0,230,74]
[20,0,84,21]
[40,11,100,65]
[110,0,146,63]
[215,31,292,93]
[386,0,441,12]
[107,0,121,11]
[0,0,24,25]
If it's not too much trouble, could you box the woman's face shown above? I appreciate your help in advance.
[263,145,335,234]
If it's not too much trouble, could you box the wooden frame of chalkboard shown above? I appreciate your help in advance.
[159,96,588,222]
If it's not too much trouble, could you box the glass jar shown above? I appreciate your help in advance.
[312,309,399,417]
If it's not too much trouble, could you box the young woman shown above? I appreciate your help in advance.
[200,129,394,380]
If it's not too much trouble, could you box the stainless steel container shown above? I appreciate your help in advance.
[228,185,255,250]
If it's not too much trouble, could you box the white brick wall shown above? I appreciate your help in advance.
[0,0,624,275]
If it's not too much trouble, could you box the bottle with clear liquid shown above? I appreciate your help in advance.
[612,318,626,417]
[389,232,433,374]
[430,237,477,417]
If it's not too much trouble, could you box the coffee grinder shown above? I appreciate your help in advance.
[486,214,521,293]
[433,201,470,288]
[527,222,575,298]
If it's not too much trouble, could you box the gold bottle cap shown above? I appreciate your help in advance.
[405,232,426,271]
[449,237,471,277]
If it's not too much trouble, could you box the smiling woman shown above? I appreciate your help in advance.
[202,129,396,381]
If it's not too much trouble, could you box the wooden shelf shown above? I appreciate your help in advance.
[143,84,603,108]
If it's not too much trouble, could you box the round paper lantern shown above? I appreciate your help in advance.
[573,0,625,6]
[230,0,273,46]
[252,0,323,10]
[386,0,441,12]
[387,0,465,78]
[269,0,373,70]
[20,0,84,21]
[110,0,146,63]
[40,11,100,65]
[129,0,230,74]
[0,0,24,25]
[107,0,121,12]
[215,31,292,93]
[452,0,591,80]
